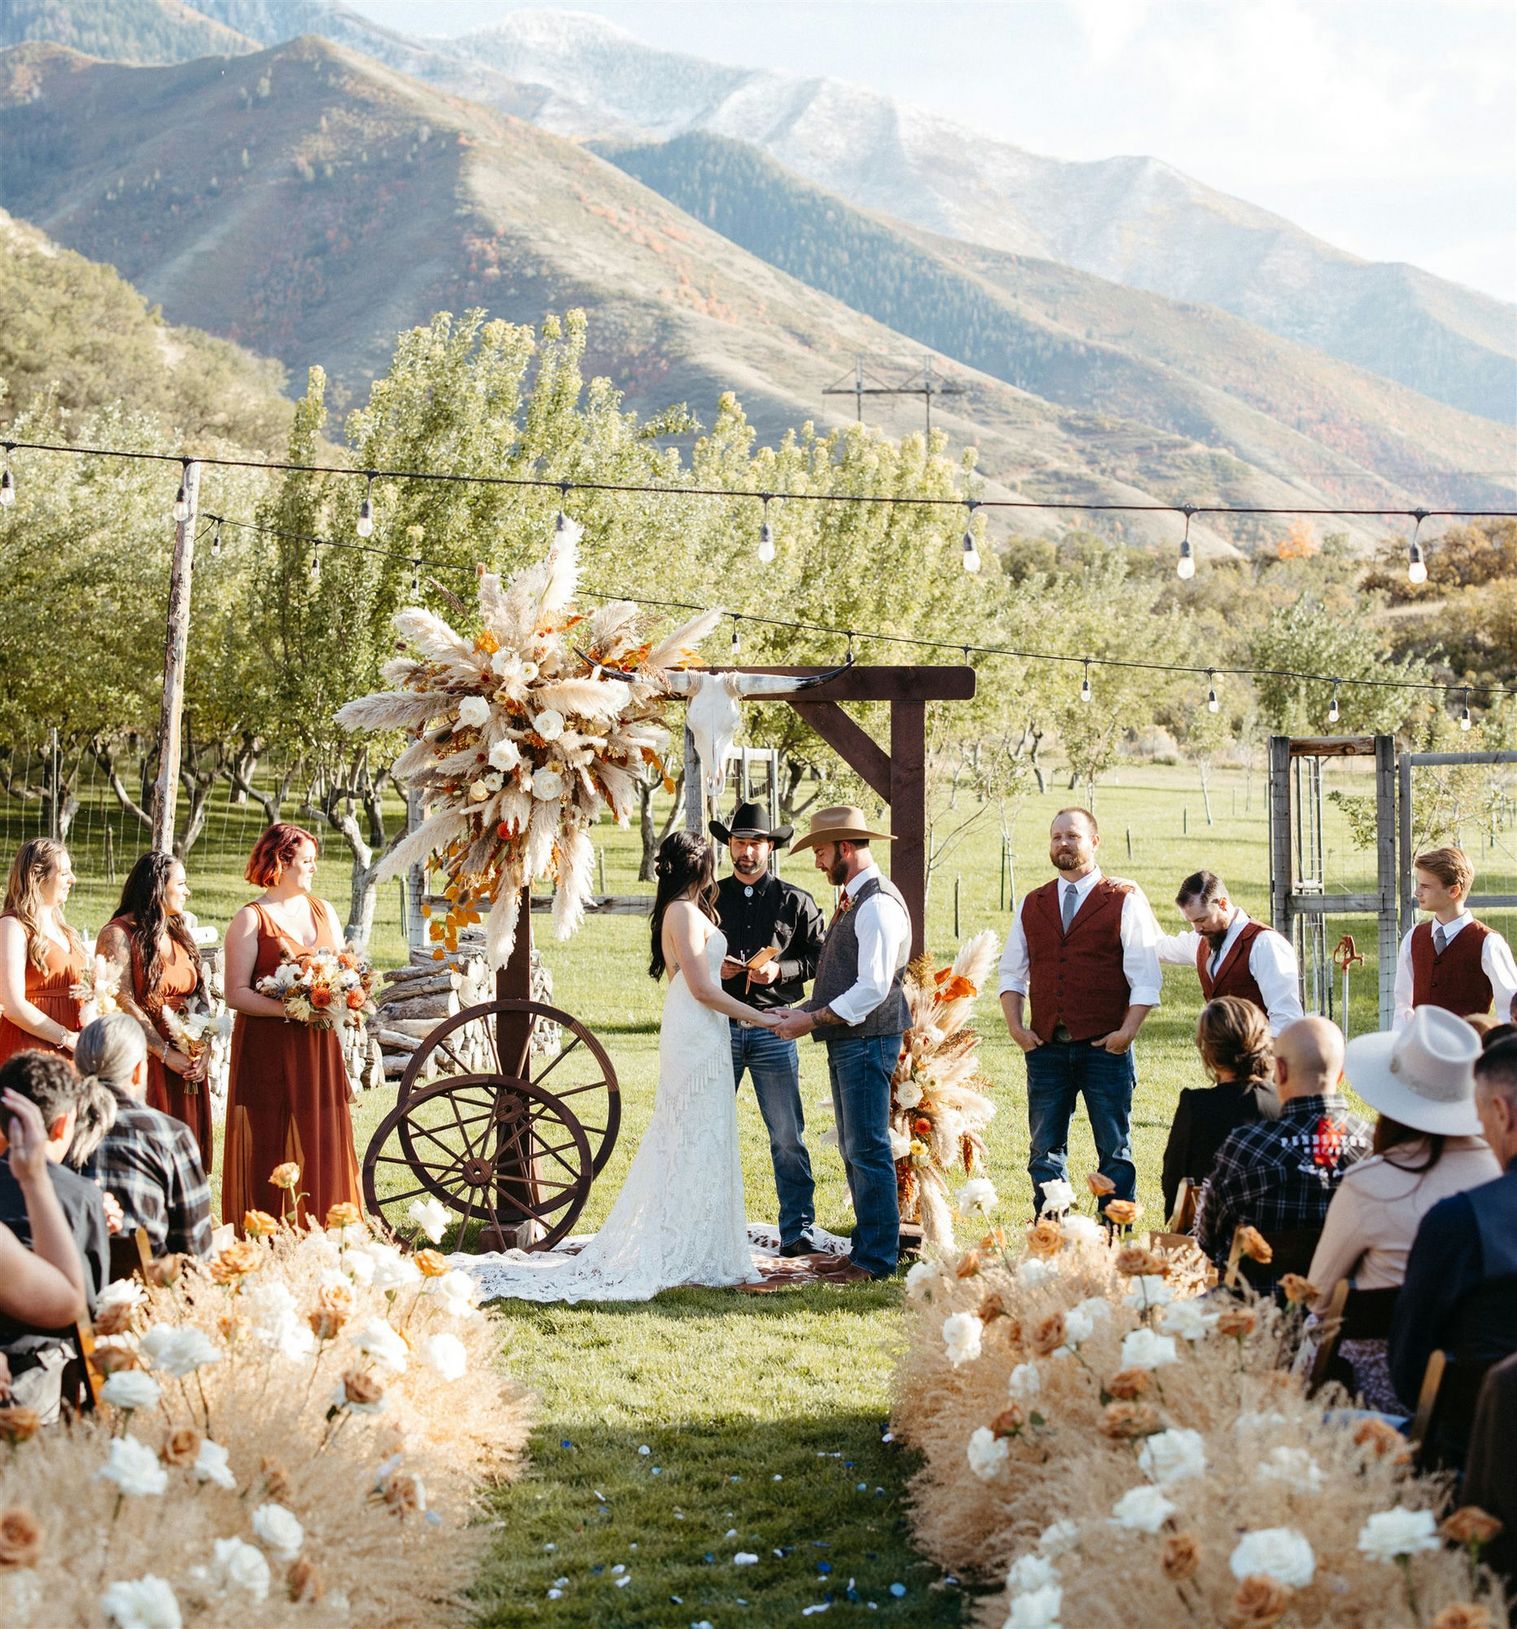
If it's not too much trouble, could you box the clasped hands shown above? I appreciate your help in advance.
[1007,1024,1137,1055]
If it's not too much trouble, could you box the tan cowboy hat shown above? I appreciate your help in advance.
[1344,1006,1483,1137]
[790,804,894,854]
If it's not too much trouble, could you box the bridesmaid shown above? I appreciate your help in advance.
[221,822,361,1227]
[0,838,85,1065]
[96,852,214,1169]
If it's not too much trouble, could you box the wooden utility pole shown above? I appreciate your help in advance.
[151,460,199,854]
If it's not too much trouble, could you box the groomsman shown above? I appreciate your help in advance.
[710,801,826,1257]
[999,807,1162,1213]
[1156,869,1303,1035]
[1394,846,1517,1030]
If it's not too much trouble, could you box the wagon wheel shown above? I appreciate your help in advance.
[394,998,620,1176]
[363,1075,593,1252]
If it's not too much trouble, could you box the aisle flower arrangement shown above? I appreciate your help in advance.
[0,1185,530,1628]
[337,516,720,967]
[891,1201,1508,1628]
[892,931,1000,1248]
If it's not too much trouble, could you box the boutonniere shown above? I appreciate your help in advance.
[837,891,854,914]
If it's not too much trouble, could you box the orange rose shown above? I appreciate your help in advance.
[955,1250,983,1279]
[414,1249,449,1278]
[160,1427,202,1467]
[990,1404,1026,1438]
[1099,1400,1161,1439]
[1225,1577,1293,1629]
[1277,1274,1317,1305]
[1235,1225,1272,1264]
[1161,1533,1201,1582]
[0,1411,38,1446]
[93,1300,136,1338]
[269,1162,301,1191]
[1216,1305,1257,1340]
[342,1370,386,1408]
[0,1507,41,1568]
[1104,1200,1141,1226]
[93,1342,140,1374]
[1106,1368,1151,1400]
[145,1253,188,1287]
[325,1202,363,1230]
[382,1470,426,1515]
[243,1210,280,1238]
[977,1292,1007,1324]
[210,1240,262,1283]
[261,1456,291,1500]
[1431,1607,1493,1629]
[288,1560,325,1603]
[1440,1508,1503,1548]
[1087,1172,1117,1198]
[1029,1312,1068,1358]
[1025,1219,1065,1259]
[1352,1416,1410,1461]
[1115,1245,1170,1278]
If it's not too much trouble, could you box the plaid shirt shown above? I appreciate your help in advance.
[86,1098,212,1259]
[1194,1093,1372,1277]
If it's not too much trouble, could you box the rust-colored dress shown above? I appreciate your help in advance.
[0,915,83,1065]
[221,899,361,1228]
[102,914,213,1172]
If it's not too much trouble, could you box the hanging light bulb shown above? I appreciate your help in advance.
[0,447,14,509]
[309,544,321,582]
[357,473,375,538]
[411,559,422,600]
[1327,681,1340,725]
[1080,659,1093,703]
[961,499,982,574]
[731,616,741,655]
[757,495,775,563]
[1176,507,1196,580]
[173,461,190,523]
[1460,687,1472,732]
[1407,509,1428,585]
[210,519,222,560]
[1206,670,1220,712]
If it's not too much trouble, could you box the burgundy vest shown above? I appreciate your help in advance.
[1197,918,1268,1010]
[1410,919,1493,1018]
[1024,877,1132,1043]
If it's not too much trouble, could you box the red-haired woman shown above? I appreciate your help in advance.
[221,823,361,1227]
[0,838,86,1066]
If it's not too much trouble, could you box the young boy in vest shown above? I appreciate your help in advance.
[1393,846,1517,1030]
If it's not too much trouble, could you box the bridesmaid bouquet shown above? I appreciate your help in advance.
[159,998,233,1090]
[257,947,379,1030]
[71,953,123,1023]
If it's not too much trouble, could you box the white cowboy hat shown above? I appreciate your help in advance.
[1344,1005,1484,1137]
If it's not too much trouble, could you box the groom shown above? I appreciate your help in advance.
[774,806,909,1283]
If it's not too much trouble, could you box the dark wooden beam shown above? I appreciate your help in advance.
[790,700,892,801]
[890,700,928,957]
[711,665,975,703]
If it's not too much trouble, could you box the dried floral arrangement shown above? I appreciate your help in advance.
[0,1181,529,1628]
[891,931,1000,1248]
[890,1191,1508,1629]
[337,517,719,967]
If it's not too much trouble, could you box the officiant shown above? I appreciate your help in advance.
[711,800,827,1257]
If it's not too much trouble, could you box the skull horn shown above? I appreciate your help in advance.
[733,653,857,698]
[574,647,640,683]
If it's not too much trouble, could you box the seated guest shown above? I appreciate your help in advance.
[1161,995,1278,1223]
[0,1050,107,1419]
[1389,1036,1517,1433]
[79,1015,211,1260]
[1194,1017,1371,1293]
[1307,1007,1500,1410]
[0,1087,89,1333]
[1463,1352,1517,1593]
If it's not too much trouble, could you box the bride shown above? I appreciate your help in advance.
[456,830,781,1302]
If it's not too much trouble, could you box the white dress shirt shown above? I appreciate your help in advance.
[997,867,1163,1007]
[1156,906,1304,1035]
[1392,910,1517,1029]
[827,861,912,1026]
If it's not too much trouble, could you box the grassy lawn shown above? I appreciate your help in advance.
[12,753,1516,1625]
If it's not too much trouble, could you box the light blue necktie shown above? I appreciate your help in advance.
[1061,883,1078,932]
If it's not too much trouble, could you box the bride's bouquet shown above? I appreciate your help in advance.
[257,947,379,1030]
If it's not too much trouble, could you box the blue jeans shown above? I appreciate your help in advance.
[825,1031,903,1277]
[1024,1040,1137,1209]
[730,1022,815,1247]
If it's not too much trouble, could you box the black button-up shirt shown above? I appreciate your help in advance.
[715,870,826,1011]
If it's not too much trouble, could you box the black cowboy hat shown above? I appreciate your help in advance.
[709,799,794,847]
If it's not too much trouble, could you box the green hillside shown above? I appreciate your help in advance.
[0,0,256,60]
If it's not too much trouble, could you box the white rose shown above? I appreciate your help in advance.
[428,1269,481,1318]
[1005,1584,1063,1629]
[1006,1553,1059,1594]
[1060,1306,1096,1350]
[1119,1329,1179,1371]
[1016,1258,1055,1289]
[194,1439,236,1490]
[1256,1445,1323,1492]
[488,738,522,772]
[98,1279,147,1314]
[942,1311,984,1367]
[1138,1428,1207,1486]
[1123,1275,1173,1310]
[339,1247,376,1285]
[1356,1508,1439,1564]
[532,709,565,741]
[532,766,565,801]
[1229,1528,1316,1587]
[467,779,490,803]
[102,1371,161,1411]
[489,648,517,678]
[958,1177,998,1217]
[251,1502,304,1562]
[1038,1519,1081,1557]
[895,1079,924,1110]
[1038,1178,1076,1216]
[904,1260,944,1300]
[367,1244,421,1293]
[349,1316,409,1374]
[888,1127,912,1161]
[98,1436,168,1498]
[1008,1361,1042,1400]
[1071,1296,1113,1325]
[1159,1298,1218,1342]
[423,1332,468,1382]
[101,1575,182,1629]
[1060,1213,1103,1245]
[455,695,490,729]
[408,1196,450,1245]
[1111,1485,1176,1534]
[139,1325,222,1378]
[1233,1410,1290,1438]
[209,1538,269,1602]
[967,1426,1009,1481]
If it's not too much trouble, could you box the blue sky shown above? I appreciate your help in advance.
[357,0,1517,303]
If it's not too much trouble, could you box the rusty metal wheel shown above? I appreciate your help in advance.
[393,998,621,1177]
[362,1075,594,1252]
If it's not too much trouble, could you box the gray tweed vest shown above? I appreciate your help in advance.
[808,873,910,1041]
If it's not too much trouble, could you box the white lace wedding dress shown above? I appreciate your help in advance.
[455,928,764,1302]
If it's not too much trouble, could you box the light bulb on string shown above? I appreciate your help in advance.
[961,499,982,574]
[757,495,775,564]
[1407,509,1428,585]
[1080,659,1093,703]
[730,616,741,656]
[1206,670,1220,712]
[1460,687,1472,732]
[210,519,222,560]
[0,446,14,509]
[173,461,190,523]
[411,559,422,600]
[309,543,321,583]
[1176,507,1196,580]
[357,473,375,538]
[846,630,856,666]
[554,483,576,539]
[1328,681,1340,726]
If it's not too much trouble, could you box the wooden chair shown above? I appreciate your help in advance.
[59,1318,104,1416]
[1410,1350,1497,1472]
[1306,1278,1351,1396]
[107,1225,153,1284]
[1165,1178,1197,1235]
[1307,1283,1400,1398]
[1233,1225,1321,1296]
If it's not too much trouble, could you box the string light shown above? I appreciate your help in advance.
[730,615,740,655]
[172,460,190,523]
[1328,680,1341,725]
[411,559,421,599]
[1177,507,1196,580]
[757,495,775,564]
[554,483,574,538]
[1206,669,1220,712]
[961,499,982,574]
[0,445,14,509]
[357,473,375,538]
[1460,686,1472,732]
[1407,509,1428,585]
[210,519,222,560]
[309,542,321,582]
[1080,659,1093,703]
